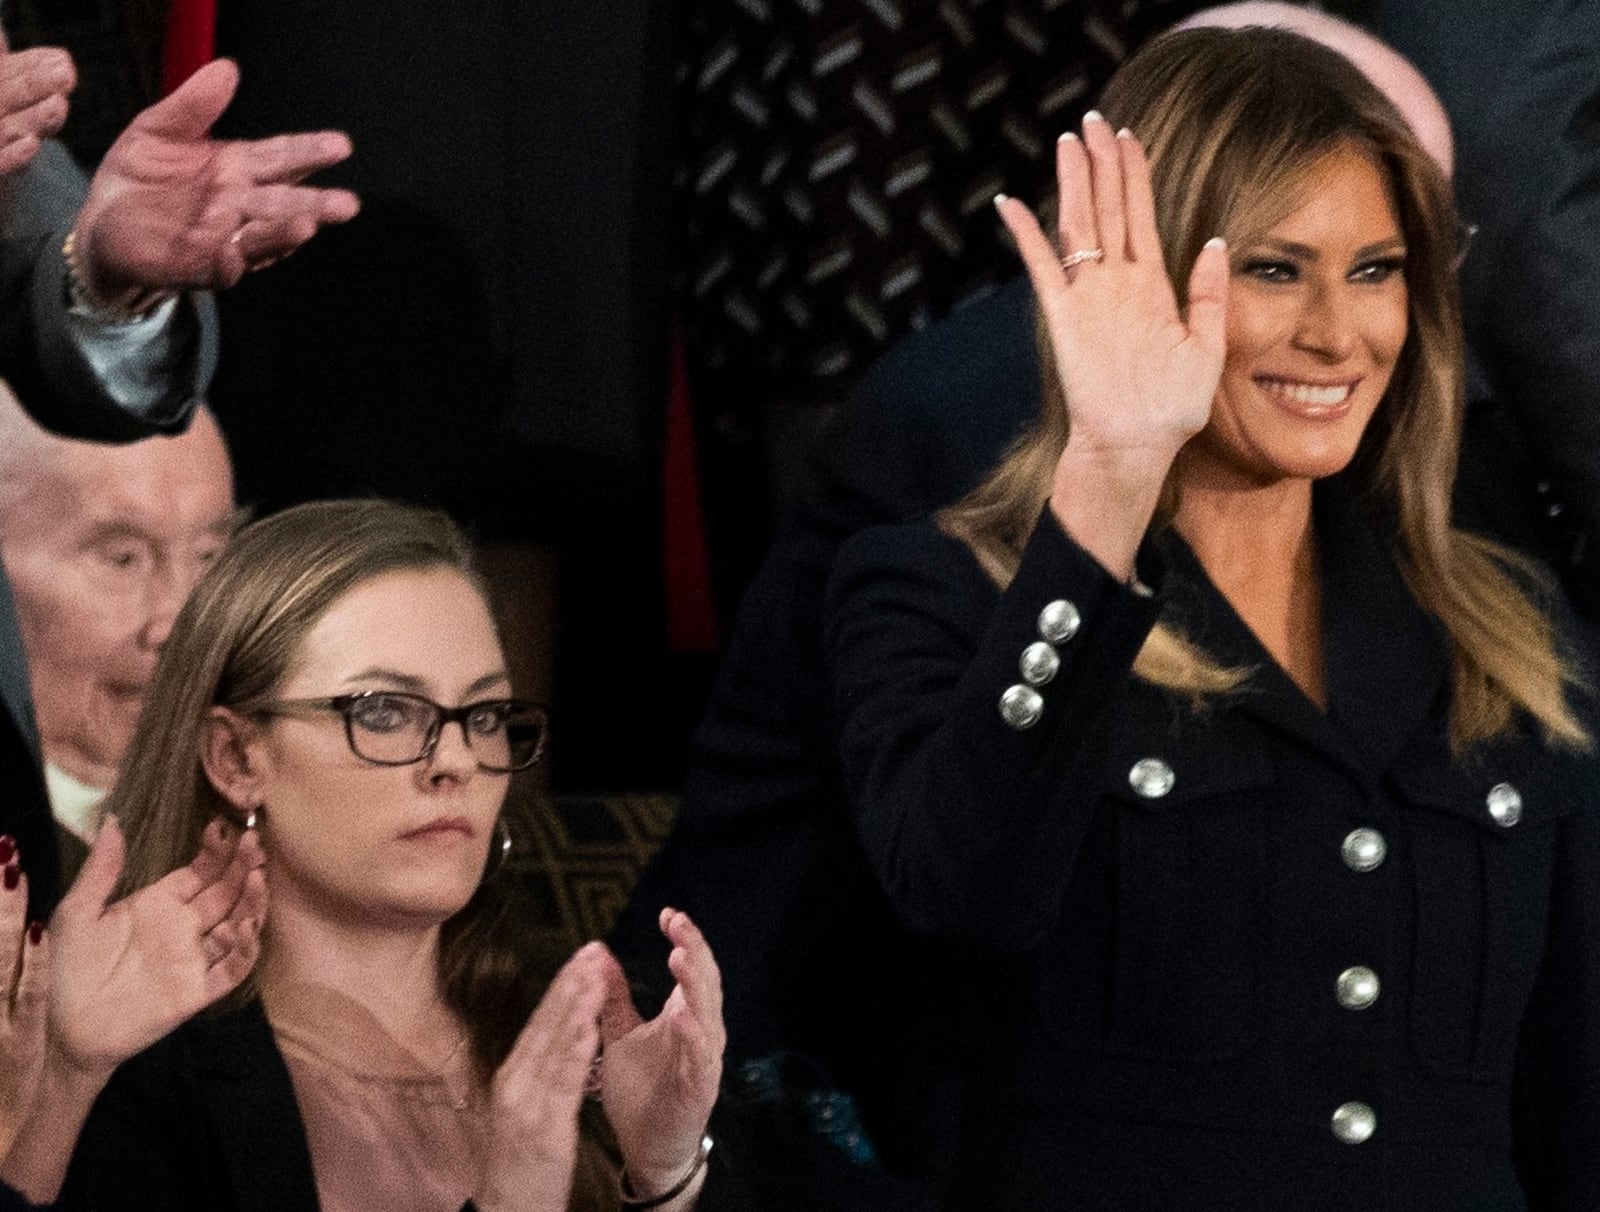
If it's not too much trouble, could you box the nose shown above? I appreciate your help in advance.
[139,566,189,651]
[422,715,478,785]
[1292,277,1358,361]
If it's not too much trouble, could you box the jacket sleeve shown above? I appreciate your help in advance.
[1511,794,1600,1208]
[823,510,1162,950]
[0,140,215,441]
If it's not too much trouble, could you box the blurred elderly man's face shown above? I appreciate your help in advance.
[1,409,234,787]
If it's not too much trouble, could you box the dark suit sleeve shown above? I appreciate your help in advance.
[1433,3,1600,603]
[823,511,1161,950]
[1510,795,1600,1209]
[0,140,215,440]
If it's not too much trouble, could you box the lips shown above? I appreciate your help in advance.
[398,817,475,841]
[1254,375,1359,417]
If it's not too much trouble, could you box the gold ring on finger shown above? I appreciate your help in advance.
[1061,248,1105,271]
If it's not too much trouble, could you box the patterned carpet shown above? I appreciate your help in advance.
[505,788,677,950]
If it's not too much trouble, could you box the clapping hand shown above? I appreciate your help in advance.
[0,31,74,178]
[47,815,266,1078]
[0,816,265,1201]
[599,909,724,1203]
[71,58,359,304]
[478,942,610,1212]
[995,111,1230,579]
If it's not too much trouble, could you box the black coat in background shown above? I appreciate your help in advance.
[825,486,1600,1210]
[1379,0,1600,609]
[615,278,1038,1191]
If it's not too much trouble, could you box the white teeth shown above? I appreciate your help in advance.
[1261,379,1352,407]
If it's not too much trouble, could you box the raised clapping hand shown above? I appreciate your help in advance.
[994,110,1230,580]
[599,909,724,1205]
[0,816,265,1201]
[47,816,266,1077]
[476,912,725,1212]
[478,943,610,1212]
[72,58,359,302]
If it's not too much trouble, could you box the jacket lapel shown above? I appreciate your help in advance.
[1155,482,1448,782]
[190,1002,322,1212]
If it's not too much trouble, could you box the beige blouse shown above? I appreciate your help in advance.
[270,983,491,1212]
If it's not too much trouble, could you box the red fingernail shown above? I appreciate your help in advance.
[28,920,43,945]
[0,835,14,863]
[3,863,19,891]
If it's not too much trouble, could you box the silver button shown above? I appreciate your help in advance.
[1336,966,1380,1010]
[1341,828,1387,873]
[1331,1102,1375,1144]
[1486,782,1522,827]
[1019,641,1060,686]
[1128,757,1175,799]
[1037,599,1081,643]
[999,684,1044,730]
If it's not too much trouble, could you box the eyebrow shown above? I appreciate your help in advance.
[342,668,514,697]
[79,521,156,547]
[1254,237,1407,260]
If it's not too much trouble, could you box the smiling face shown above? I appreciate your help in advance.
[228,567,512,931]
[1183,142,1409,488]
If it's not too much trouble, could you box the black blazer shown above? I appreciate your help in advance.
[823,487,1600,1210]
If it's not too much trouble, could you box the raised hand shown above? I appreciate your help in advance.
[71,58,359,304]
[477,943,609,1212]
[47,815,266,1077]
[0,817,265,1202]
[0,837,48,1162]
[599,909,724,1203]
[0,32,74,178]
[995,111,1230,579]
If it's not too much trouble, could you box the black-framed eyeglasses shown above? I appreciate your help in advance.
[251,691,548,773]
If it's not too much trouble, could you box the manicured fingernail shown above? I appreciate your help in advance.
[1058,131,1078,144]
[992,193,1009,208]
[0,835,14,864]
[1117,127,1134,140]
[1083,109,1105,124]
[3,863,19,891]
[1204,236,1227,249]
[27,920,43,946]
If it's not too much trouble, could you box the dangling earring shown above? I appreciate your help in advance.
[243,806,259,831]
[482,817,513,881]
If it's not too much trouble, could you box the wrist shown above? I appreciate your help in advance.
[619,1134,713,1209]
[41,1035,116,1098]
[62,226,176,323]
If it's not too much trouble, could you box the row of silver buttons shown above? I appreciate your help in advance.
[998,600,1081,730]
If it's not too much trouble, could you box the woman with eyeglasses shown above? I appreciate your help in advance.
[0,499,734,1212]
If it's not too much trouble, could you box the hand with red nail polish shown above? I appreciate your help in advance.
[0,817,265,1201]
[1,848,49,1165]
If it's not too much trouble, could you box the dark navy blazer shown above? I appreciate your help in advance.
[824,487,1600,1210]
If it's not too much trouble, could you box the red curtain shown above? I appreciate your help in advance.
[161,0,216,95]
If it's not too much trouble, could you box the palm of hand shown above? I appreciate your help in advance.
[1042,267,1219,458]
[49,887,216,1073]
[999,121,1229,466]
[601,988,718,1179]
[82,132,236,292]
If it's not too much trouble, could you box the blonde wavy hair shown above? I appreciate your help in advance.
[939,26,1587,752]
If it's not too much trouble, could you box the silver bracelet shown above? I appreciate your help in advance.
[618,1135,714,1208]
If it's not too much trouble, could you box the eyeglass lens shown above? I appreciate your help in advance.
[345,694,544,771]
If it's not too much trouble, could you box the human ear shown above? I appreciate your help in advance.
[202,706,267,813]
